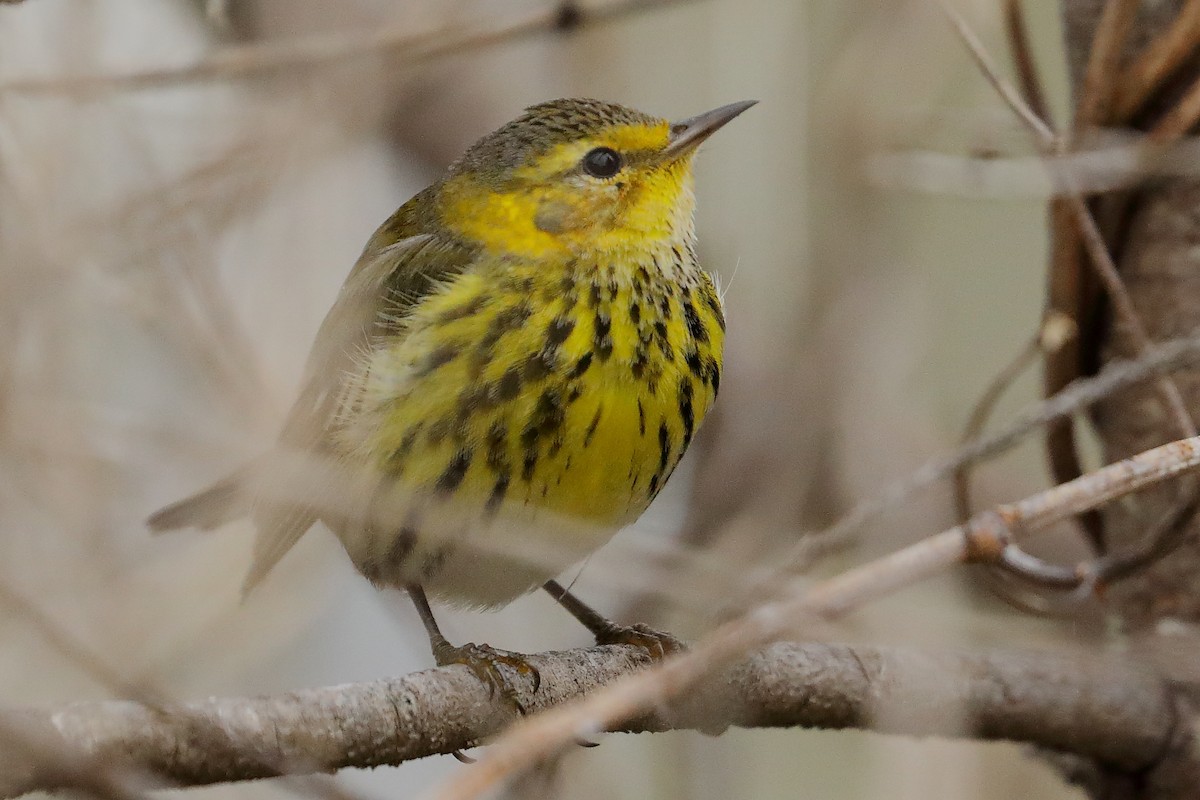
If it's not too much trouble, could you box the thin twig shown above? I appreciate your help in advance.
[1003,0,1051,126]
[1064,193,1196,438]
[934,0,1054,141]
[430,434,1200,798]
[1115,0,1200,122]
[1149,70,1200,141]
[1075,0,1140,130]
[952,331,1042,523]
[796,329,1200,565]
[0,580,369,800]
[0,0,698,95]
[937,0,1195,437]
[944,0,1193,430]
[949,330,1081,614]
[937,0,1200,596]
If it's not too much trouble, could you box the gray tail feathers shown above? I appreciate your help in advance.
[241,506,318,596]
[149,458,326,595]
[147,470,251,533]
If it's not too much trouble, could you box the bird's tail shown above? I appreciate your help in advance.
[148,459,322,596]
[147,469,251,533]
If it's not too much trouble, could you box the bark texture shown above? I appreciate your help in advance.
[1055,2,1200,797]
[0,641,1179,797]
[1064,0,1200,629]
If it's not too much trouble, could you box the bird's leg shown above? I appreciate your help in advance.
[408,585,540,714]
[543,580,685,659]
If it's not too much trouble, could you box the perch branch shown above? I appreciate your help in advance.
[0,641,1178,797]
[431,434,1200,799]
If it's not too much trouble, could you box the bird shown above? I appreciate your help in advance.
[149,97,755,705]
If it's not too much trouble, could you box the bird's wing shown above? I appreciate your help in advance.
[245,217,478,593]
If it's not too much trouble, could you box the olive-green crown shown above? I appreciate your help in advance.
[450,98,659,181]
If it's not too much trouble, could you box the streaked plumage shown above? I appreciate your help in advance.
[150,97,752,686]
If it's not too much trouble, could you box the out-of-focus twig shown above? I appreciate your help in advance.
[938,0,1199,585]
[0,640,1180,797]
[1115,0,1200,121]
[430,433,1200,799]
[0,580,367,800]
[933,0,1053,140]
[0,0,699,94]
[1148,68,1200,142]
[952,331,1042,523]
[0,581,155,702]
[1075,0,1140,130]
[1003,0,1050,126]
[798,328,1200,566]
[936,0,1193,440]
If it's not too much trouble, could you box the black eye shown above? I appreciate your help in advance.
[582,147,622,178]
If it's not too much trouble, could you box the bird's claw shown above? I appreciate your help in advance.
[435,641,540,712]
[595,622,686,660]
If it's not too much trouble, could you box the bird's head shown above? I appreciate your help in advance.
[436,98,755,258]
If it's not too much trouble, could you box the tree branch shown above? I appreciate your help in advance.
[0,641,1181,797]
[0,0,698,95]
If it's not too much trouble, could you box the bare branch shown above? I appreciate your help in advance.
[431,433,1200,798]
[933,0,1055,141]
[0,0,698,95]
[952,331,1042,523]
[0,640,1181,798]
[1149,68,1200,142]
[1003,0,1051,126]
[796,328,1200,565]
[1115,0,1200,122]
[1074,0,1140,131]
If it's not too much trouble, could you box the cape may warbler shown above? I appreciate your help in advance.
[150,97,755,700]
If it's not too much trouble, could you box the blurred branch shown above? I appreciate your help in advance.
[794,328,1200,568]
[936,0,1196,440]
[430,433,1200,799]
[0,640,1183,797]
[1003,0,1051,126]
[0,582,369,800]
[0,0,698,94]
[1074,0,1139,131]
[1115,0,1200,121]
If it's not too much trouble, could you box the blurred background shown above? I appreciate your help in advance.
[0,1,1094,797]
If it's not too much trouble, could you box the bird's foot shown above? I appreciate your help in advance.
[434,641,541,713]
[594,622,686,660]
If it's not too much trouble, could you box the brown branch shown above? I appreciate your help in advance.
[1148,70,1200,142]
[952,331,1042,524]
[0,640,1181,797]
[431,434,1200,799]
[0,577,368,800]
[1115,0,1200,122]
[937,0,1197,441]
[1075,0,1140,131]
[1003,0,1051,125]
[795,328,1200,567]
[0,0,698,94]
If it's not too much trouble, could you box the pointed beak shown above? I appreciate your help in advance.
[662,99,757,158]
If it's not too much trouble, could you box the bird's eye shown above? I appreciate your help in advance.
[582,147,622,178]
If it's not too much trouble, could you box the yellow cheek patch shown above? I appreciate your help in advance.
[439,176,572,259]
